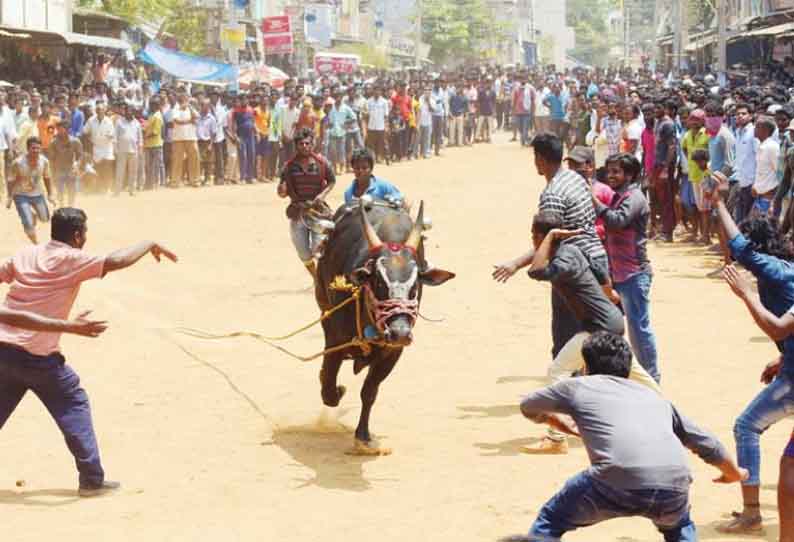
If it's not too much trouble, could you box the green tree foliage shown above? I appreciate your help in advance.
[419,0,514,64]
[77,0,207,55]
[566,0,620,66]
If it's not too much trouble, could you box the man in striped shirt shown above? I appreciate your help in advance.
[493,133,609,421]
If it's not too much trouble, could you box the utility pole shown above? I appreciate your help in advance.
[414,0,422,68]
[225,0,240,92]
[623,0,631,67]
[677,0,688,74]
[716,0,727,84]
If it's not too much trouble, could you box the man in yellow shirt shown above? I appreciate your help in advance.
[681,109,711,243]
[144,98,165,189]
[253,94,271,182]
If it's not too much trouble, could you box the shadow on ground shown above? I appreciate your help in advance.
[698,519,778,541]
[457,404,520,419]
[0,488,80,507]
[474,436,583,457]
[495,375,547,385]
[269,416,393,492]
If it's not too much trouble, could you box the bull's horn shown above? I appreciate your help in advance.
[360,201,382,249]
[405,201,424,250]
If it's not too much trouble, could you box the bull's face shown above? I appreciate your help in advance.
[356,202,455,347]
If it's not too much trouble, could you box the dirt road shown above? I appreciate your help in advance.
[0,133,787,541]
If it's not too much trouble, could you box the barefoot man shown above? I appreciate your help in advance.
[0,207,177,497]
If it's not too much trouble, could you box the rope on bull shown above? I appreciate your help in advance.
[173,275,398,362]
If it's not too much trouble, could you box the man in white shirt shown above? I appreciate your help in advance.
[114,103,143,197]
[753,116,781,215]
[0,92,17,202]
[169,92,199,188]
[418,87,435,159]
[536,82,551,135]
[210,91,227,185]
[366,87,389,163]
[280,94,300,166]
[623,103,644,163]
[83,102,115,193]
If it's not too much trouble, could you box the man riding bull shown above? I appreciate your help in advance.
[344,148,403,206]
[277,127,336,281]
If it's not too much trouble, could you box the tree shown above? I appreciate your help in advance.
[419,0,514,65]
[566,0,618,66]
[76,0,208,55]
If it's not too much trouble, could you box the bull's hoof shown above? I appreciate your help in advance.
[321,385,346,407]
[345,438,392,456]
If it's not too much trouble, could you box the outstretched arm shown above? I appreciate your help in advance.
[723,265,794,341]
[0,308,107,337]
[103,241,178,276]
[492,249,534,283]
[671,405,747,484]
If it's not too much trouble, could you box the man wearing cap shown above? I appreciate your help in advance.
[567,146,612,244]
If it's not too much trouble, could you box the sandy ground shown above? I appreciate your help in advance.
[0,132,788,542]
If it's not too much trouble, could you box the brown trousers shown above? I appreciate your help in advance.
[170,140,200,186]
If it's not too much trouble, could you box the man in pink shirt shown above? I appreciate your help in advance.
[0,207,177,497]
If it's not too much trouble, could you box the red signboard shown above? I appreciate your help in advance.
[262,15,293,55]
[314,55,360,75]
[262,16,291,34]
[263,33,294,54]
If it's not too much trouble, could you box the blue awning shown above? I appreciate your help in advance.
[138,42,238,84]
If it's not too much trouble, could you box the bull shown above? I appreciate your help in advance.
[315,199,454,455]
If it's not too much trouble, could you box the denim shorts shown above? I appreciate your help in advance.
[256,138,271,157]
[679,175,696,210]
[13,194,50,230]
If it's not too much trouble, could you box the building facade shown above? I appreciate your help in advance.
[0,0,72,33]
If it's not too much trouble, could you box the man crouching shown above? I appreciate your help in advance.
[504,332,746,541]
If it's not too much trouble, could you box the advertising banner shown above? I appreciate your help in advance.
[262,15,293,54]
[314,53,360,74]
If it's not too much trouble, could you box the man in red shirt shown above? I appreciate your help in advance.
[277,128,336,281]
[391,83,412,161]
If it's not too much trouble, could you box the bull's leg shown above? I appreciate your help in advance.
[347,353,399,456]
[319,352,346,407]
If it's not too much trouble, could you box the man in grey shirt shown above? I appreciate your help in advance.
[504,332,746,542]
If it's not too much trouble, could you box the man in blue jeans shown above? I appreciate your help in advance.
[710,171,794,534]
[503,332,746,542]
[0,207,177,497]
